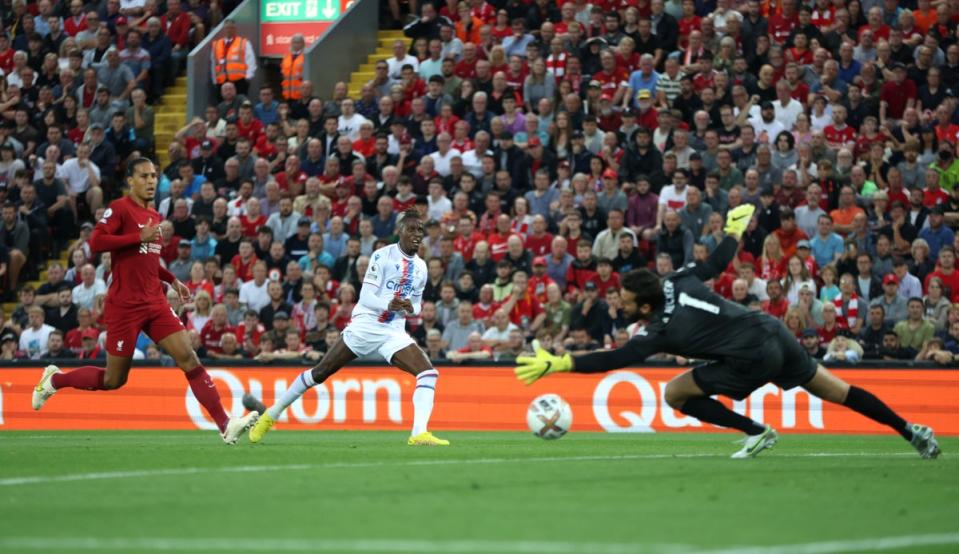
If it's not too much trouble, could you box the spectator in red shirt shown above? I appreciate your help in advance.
[501,270,545,332]
[453,216,484,263]
[230,239,258,281]
[823,104,857,148]
[923,167,951,208]
[879,63,917,123]
[586,258,622,297]
[524,215,554,257]
[924,246,959,300]
[762,279,790,319]
[528,257,556,305]
[200,304,234,354]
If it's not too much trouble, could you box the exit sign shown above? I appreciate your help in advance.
[262,0,340,22]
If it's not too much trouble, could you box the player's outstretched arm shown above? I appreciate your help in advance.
[683,204,754,282]
[515,336,660,385]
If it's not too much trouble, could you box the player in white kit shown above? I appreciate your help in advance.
[248,209,449,446]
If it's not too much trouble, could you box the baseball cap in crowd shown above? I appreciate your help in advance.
[1,331,16,344]
[801,328,818,339]
[571,129,584,140]
[760,100,774,110]
[883,274,900,286]
[890,62,906,71]
[585,37,608,47]
[274,311,289,320]
[533,256,547,266]
[622,108,637,118]
[500,130,513,141]
[528,136,542,147]
[297,217,312,227]
[584,281,598,291]
[81,328,99,340]
[90,122,104,131]
[602,168,618,180]
[81,222,94,231]
[797,239,811,249]
[115,16,128,25]
[637,89,652,100]
[689,151,702,161]
[201,140,214,150]
[179,239,192,247]
[931,204,947,215]
[587,80,601,89]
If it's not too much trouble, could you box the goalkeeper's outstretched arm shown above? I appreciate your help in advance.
[571,335,660,373]
[516,334,664,384]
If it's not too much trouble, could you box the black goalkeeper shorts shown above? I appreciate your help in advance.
[691,322,818,400]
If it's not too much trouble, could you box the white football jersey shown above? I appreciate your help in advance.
[352,244,427,328]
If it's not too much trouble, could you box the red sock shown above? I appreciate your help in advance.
[50,366,106,390]
[185,366,230,433]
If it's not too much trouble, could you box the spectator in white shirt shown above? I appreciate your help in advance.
[59,142,104,216]
[19,306,56,360]
[429,133,460,176]
[71,263,107,311]
[386,39,419,81]
[239,261,271,312]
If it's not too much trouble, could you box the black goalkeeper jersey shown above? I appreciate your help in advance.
[576,237,783,373]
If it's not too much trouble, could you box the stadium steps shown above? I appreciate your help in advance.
[347,30,410,98]
[155,75,190,169]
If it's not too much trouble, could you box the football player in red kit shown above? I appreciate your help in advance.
[32,158,259,444]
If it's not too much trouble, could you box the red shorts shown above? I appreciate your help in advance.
[104,301,185,356]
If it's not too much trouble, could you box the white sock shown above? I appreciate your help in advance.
[267,369,316,420]
[411,369,439,436]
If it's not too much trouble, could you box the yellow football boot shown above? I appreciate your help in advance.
[248,412,275,443]
[407,431,450,446]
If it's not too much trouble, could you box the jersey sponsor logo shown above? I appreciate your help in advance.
[139,242,162,255]
[678,292,720,314]
[116,340,124,352]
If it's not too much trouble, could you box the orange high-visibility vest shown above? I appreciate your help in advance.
[281,51,305,100]
[213,36,248,84]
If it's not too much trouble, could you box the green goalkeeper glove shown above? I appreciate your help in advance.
[724,203,756,239]
[515,345,573,385]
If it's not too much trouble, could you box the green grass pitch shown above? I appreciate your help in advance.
[0,431,956,554]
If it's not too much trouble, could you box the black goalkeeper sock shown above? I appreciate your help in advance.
[843,386,912,440]
[680,397,767,436]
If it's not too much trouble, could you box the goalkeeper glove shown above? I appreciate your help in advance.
[514,345,573,385]
[724,203,756,238]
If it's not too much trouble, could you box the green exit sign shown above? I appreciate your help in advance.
[262,0,340,22]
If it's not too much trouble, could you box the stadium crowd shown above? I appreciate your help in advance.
[4,0,959,367]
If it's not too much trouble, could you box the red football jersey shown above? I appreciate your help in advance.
[91,196,166,307]
[200,320,235,353]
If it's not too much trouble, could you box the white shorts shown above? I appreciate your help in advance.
[341,318,416,363]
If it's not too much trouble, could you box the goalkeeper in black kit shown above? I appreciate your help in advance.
[516,205,941,459]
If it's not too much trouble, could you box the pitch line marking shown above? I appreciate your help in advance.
[0,452,916,487]
[0,533,958,553]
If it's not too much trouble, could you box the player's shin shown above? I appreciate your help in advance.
[184,366,230,433]
[266,368,317,420]
[842,386,912,440]
[51,366,107,390]
[679,396,767,435]
[411,369,439,436]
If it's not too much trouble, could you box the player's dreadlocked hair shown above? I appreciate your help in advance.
[398,208,423,229]
[622,269,665,310]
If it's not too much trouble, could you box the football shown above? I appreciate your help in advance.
[527,393,573,440]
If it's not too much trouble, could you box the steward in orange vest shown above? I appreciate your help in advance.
[281,34,306,101]
[211,19,255,96]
